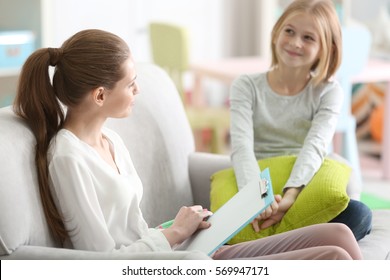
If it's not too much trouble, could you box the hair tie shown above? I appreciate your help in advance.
[48,47,63,66]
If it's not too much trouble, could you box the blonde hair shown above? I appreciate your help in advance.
[270,0,342,86]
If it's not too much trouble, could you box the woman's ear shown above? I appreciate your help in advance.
[92,87,106,107]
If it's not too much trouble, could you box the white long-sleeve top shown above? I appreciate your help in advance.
[48,128,171,252]
[230,73,343,191]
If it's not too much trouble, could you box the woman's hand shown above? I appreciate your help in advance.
[251,187,302,232]
[162,205,212,247]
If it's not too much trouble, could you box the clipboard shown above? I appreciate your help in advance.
[176,168,274,256]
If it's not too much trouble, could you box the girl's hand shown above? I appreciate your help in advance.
[251,187,302,232]
[162,205,212,247]
[257,194,295,230]
[251,194,281,232]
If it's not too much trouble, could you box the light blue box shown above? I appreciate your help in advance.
[0,31,35,69]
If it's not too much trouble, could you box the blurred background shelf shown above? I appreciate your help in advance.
[359,139,382,157]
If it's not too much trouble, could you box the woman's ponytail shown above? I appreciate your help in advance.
[14,48,68,244]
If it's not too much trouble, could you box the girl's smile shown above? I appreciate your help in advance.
[275,13,321,70]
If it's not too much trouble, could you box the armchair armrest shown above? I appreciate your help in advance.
[188,152,231,209]
[1,246,211,260]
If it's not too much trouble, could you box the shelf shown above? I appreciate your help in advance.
[359,139,382,157]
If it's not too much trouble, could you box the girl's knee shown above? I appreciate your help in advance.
[332,223,355,238]
[326,223,358,243]
[323,246,353,260]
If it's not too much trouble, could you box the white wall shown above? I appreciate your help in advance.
[41,0,231,105]
[43,0,137,55]
[351,0,390,22]
[43,0,226,63]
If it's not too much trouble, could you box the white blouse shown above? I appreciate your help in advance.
[48,128,171,252]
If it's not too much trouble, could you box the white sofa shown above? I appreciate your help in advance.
[0,63,389,260]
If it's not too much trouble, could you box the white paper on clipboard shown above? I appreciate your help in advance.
[176,168,274,256]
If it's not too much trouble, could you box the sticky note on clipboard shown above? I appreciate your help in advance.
[176,168,274,256]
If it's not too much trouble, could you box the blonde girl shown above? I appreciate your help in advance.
[230,0,372,241]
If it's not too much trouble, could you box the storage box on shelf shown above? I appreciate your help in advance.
[0,30,35,69]
[0,30,35,108]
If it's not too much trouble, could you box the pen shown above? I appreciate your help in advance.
[157,219,174,229]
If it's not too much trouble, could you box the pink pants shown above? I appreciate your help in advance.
[212,223,362,260]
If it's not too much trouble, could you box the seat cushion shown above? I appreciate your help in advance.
[210,155,351,244]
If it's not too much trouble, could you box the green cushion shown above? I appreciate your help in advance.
[210,155,351,244]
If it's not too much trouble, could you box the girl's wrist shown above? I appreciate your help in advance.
[284,186,302,200]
